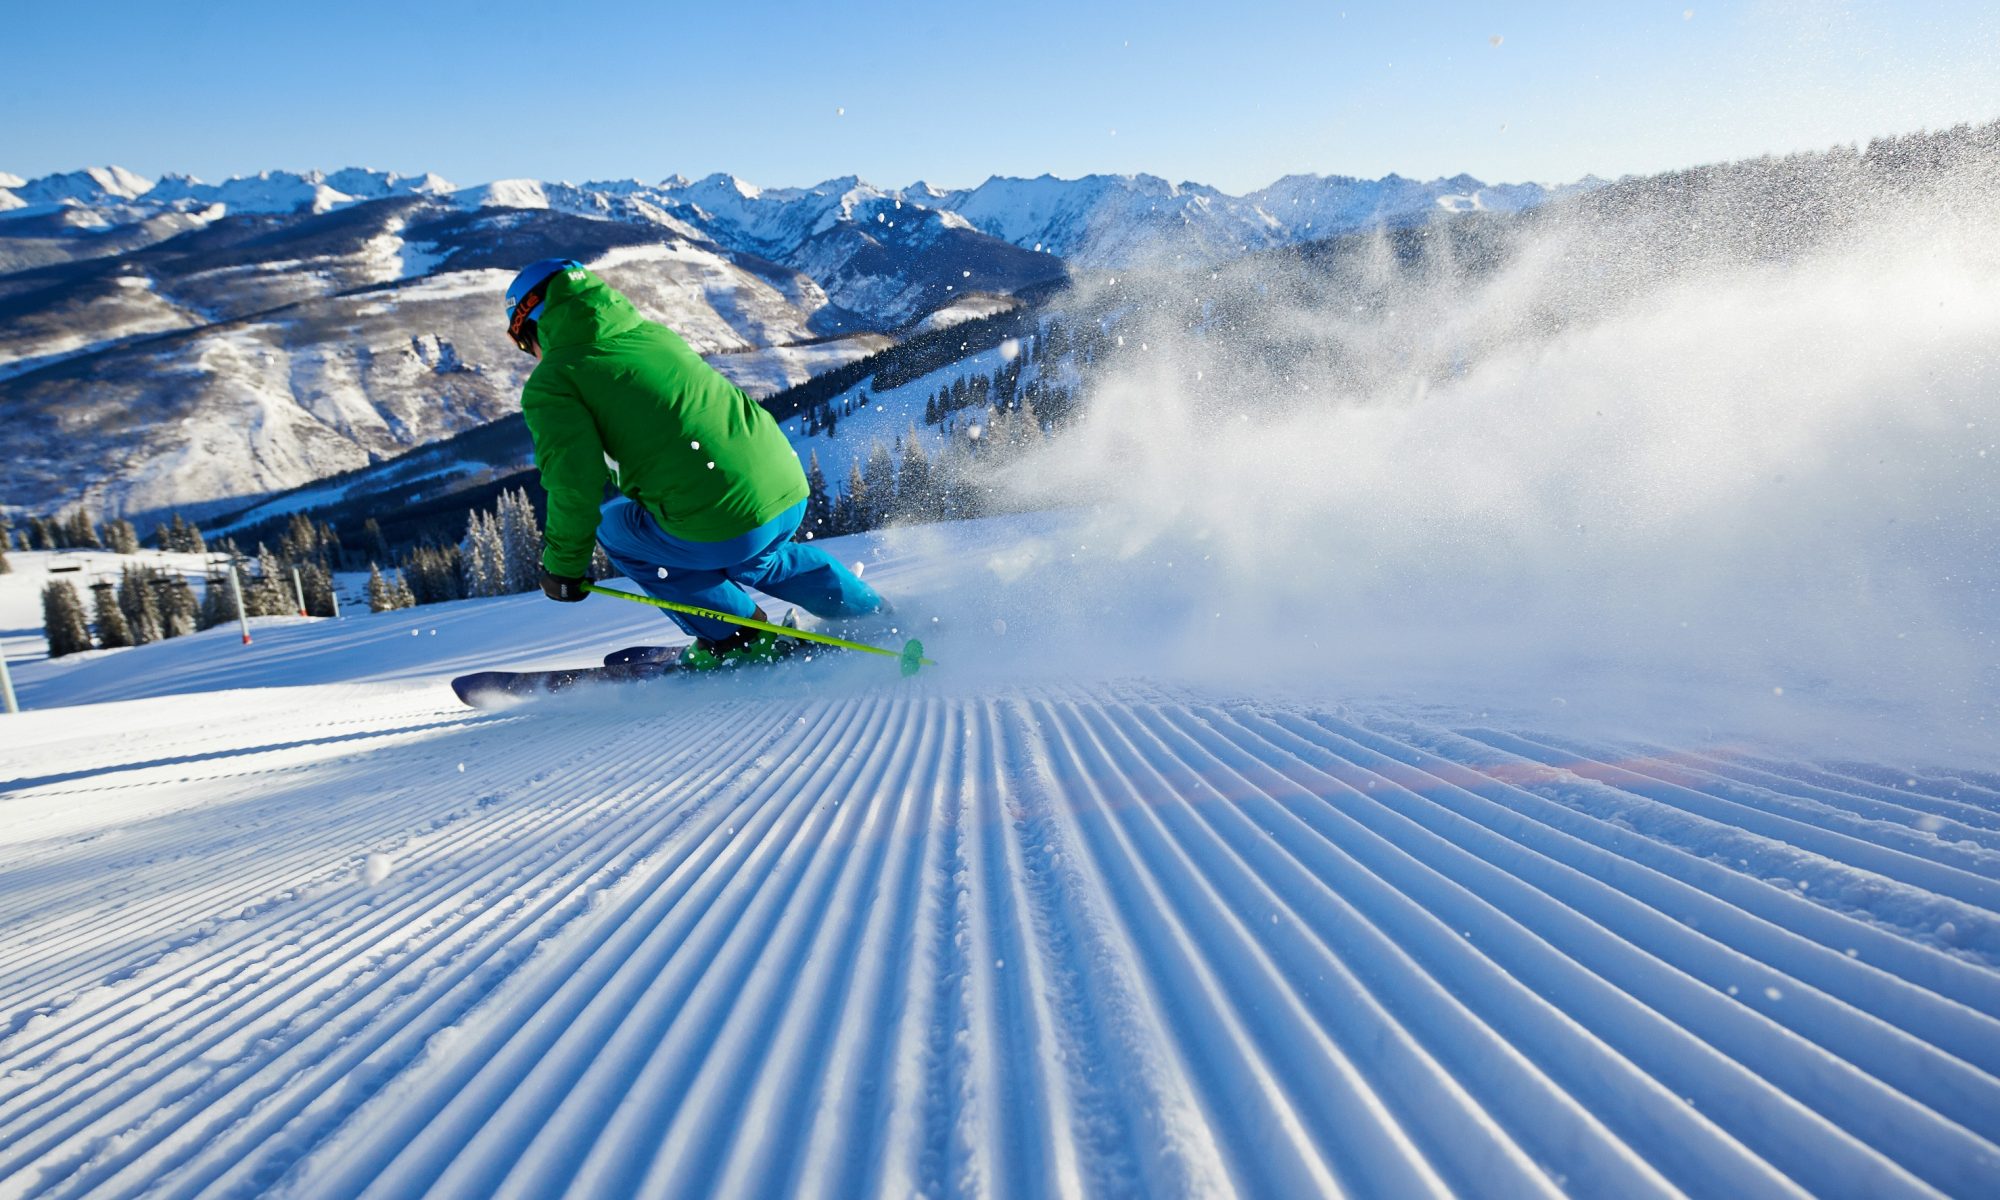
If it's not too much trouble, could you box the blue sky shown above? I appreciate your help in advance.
[3,1,1994,193]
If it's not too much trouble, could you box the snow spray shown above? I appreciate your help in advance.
[900,135,2000,763]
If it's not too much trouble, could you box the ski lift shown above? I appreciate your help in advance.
[49,557,83,573]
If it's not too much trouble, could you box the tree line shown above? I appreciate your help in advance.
[37,511,345,657]
[366,486,616,612]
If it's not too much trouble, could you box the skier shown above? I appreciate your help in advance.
[505,257,886,669]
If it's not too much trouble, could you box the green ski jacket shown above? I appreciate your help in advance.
[520,266,808,577]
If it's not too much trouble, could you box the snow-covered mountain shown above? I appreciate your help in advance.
[1,162,1578,273]
[0,158,1575,522]
[925,170,1577,267]
[143,168,456,215]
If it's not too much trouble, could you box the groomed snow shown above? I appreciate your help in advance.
[2,514,1996,1198]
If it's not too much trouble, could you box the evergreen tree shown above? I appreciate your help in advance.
[31,517,57,551]
[66,508,101,549]
[924,393,939,425]
[926,440,978,521]
[497,487,542,593]
[897,428,932,521]
[107,519,142,555]
[0,537,9,575]
[160,576,198,638]
[301,562,337,616]
[117,564,165,644]
[459,509,505,598]
[250,544,293,616]
[391,571,417,608]
[367,564,395,612]
[43,580,94,657]
[402,544,465,604]
[164,513,208,555]
[197,560,251,630]
[801,449,832,541]
[281,513,317,564]
[862,440,897,529]
[197,569,233,631]
[92,582,134,648]
[833,461,868,535]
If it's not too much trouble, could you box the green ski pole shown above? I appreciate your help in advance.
[582,583,935,677]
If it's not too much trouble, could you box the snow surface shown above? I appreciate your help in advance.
[2,512,1997,1198]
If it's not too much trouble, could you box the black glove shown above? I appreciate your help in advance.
[540,569,590,603]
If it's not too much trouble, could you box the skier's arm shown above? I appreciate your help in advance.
[521,372,609,579]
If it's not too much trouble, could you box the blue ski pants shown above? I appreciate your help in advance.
[594,496,883,641]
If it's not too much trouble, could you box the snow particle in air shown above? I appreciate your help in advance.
[1489,35,1503,47]
[457,762,465,773]
[707,461,716,469]
[1772,686,1785,696]
[362,853,394,886]
[690,440,701,449]
[1763,986,1783,1002]
[657,567,670,579]
[992,619,1007,636]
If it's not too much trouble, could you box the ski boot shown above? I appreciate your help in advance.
[678,607,794,672]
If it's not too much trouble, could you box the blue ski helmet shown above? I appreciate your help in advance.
[504,257,583,352]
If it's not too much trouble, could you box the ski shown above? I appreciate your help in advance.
[451,660,680,708]
[603,645,679,668]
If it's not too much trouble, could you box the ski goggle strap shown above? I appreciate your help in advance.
[508,284,548,354]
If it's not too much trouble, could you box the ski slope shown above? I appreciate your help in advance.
[2,516,1997,1198]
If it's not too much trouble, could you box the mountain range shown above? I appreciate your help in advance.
[0,164,1579,522]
